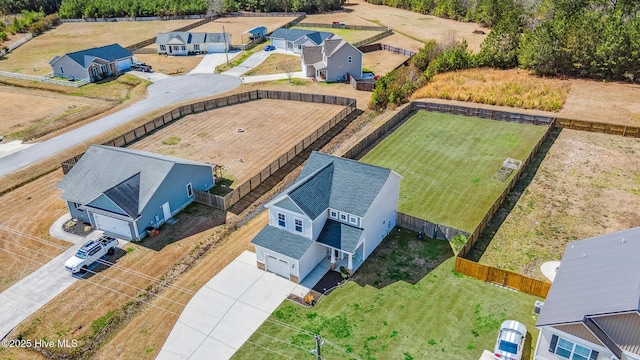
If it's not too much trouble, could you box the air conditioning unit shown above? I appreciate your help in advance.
[533,301,544,315]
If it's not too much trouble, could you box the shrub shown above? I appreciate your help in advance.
[0,31,7,41]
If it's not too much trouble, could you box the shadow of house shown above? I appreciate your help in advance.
[350,227,454,289]
[466,127,562,262]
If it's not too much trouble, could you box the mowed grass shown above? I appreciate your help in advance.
[361,111,547,232]
[233,231,541,360]
[291,26,381,44]
[411,68,570,111]
[243,53,301,76]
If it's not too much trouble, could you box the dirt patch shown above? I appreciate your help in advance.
[0,20,198,76]
[342,0,490,52]
[559,79,640,126]
[0,85,112,140]
[476,129,640,279]
[0,173,69,293]
[363,50,409,76]
[127,98,344,184]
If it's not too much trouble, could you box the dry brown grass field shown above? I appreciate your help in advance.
[340,0,490,52]
[133,53,203,75]
[128,98,344,183]
[0,85,112,140]
[478,129,640,279]
[192,16,299,45]
[0,173,70,293]
[0,20,197,76]
[412,68,571,111]
[0,32,29,47]
[363,50,409,75]
[243,54,300,76]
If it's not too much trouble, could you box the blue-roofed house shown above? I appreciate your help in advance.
[251,151,402,283]
[49,44,133,82]
[268,28,335,53]
[155,32,231,55]
[57,145,216,241]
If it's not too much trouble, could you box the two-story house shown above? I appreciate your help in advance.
[301,38,363,82]
[251,151,402,283]
[534,226,640,360]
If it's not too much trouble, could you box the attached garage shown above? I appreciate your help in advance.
[266,254,290,279]
[93,213,132,239]
[271,38,286,50]
[116,58,132,71]
[206,43,226,53]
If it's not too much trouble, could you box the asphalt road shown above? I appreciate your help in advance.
[0,73,241,177]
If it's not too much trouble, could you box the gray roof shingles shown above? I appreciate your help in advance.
[58,145,213,217]
[316,219,363,253]
[55,44,132,68]
[156,32,228,45]
[301,46,323,65]
[290,151,392,218]
[288,163,333,219]
[537,226,640,327]
[269,28,333,44]
[251,225,315,260]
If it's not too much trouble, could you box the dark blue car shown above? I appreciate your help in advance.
[263,45,276,51]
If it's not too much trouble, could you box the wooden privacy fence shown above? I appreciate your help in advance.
[294,22,389,32]
[556,118,640,138]
[194,99,356,210]
[455,257,551,298]
[348,73,375,92]
[228,11,305,17]
[352,29,393,48]
[380,44,416,57]
[413,101,556,126]
[397,212,469,241]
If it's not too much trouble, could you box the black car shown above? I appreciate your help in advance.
[132,62,152,72]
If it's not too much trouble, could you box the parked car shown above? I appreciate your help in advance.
[132,62,152,72]
[64,235,118,274]
[263,45,276,51]
[494,320,527,360]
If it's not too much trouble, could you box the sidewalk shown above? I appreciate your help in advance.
[241,71,306,84]
[157,251,309,360]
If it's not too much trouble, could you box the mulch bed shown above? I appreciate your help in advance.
[62,219,93,237]
[287,289,323,307]
[312,270,345,293]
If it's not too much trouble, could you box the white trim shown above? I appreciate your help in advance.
[277,212,286,228]
[294,218,303,233]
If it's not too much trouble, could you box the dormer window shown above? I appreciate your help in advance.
[278,213,286,227]
[347,56,352,63]
[295,219,303,233]
[349,216,358,225]
[330,210,337,218]
[340,214,347,221]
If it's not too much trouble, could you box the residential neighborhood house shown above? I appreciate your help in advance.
[534,226,640,360]
[301,38,363,82]
[57,145,216,241]
[49,43,132,82]
[251,151,402,283]
[241,26,267,44]
[268,28,335,53]
[155,32,231,55]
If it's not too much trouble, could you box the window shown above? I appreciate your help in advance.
[88,246,101,256]
[549,335,598,360]
[347,56,352,63]
[194,44,200,51]
[340,214,347,221]
[295,219,303,233]
[60,66,64,74]
[278,213,286,227]
[181,46,186,51]
[186,183,193,197]
[330,210,337,218]
[160,45,166,51]
[349,216,357,225]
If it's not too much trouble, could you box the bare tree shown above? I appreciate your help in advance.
[279,59,298,83]
[207,0,224,15]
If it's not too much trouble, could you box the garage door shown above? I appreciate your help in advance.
[116,58,131,71]
[266,254,289,279]
[271,39,286,50]
[206,43,226,53]
[93,213,132,239]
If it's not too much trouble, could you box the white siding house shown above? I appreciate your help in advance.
[534,227,640,360]
[251,151,402,283]
[155,32,231,55]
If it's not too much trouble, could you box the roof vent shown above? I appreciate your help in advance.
[582,253,587,259]
[570,244,575,250]
[620,238,626,244]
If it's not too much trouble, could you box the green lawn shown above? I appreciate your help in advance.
[291,26,380,44]
[232,229,541,360]
[361,111,547,232]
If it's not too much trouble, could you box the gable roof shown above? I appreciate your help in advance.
[279,151,393,219]
[52,44,132,68]
[537,226,640,327]
[269,28,333,44]
[301,45,323,65]
[316,219,363,253]
[58,145,213,217]
[251,225,315,260]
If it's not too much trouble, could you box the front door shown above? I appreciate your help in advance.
[162,202,171,221]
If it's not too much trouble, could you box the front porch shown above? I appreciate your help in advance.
[300,249,364,290]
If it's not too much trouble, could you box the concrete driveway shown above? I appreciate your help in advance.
[222,49,294,77]
[0,73,241,177]
[157,251,309,360]
[241,71,306,84]
[190,52,239,74]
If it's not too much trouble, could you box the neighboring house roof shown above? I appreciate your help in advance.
[283,151,393,219]
[50,44,132,68]
[156,32,230,45]
[251,225,315,260]
[316,219,363,253]
[537,226,640,327]
[269,28,333,44]
[243,26,267,35]
[57,145,213,218]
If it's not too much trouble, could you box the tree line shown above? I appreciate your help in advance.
[0,0,59,15]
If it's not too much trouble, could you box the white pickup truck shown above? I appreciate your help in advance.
[64,235,118,274]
